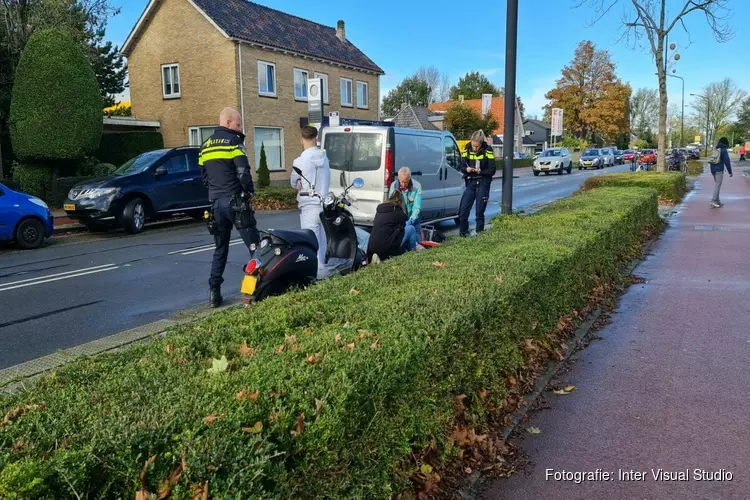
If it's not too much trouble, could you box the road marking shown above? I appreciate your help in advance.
[0,265,119,293]
[0,264,116,288]
[180,240,243,256]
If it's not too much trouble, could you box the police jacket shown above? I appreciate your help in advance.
[199,127,254,200]
[461,141,496,179]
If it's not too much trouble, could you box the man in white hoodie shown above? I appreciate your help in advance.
[290,125,330,271]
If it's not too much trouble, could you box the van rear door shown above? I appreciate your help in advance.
[323,128,386,225]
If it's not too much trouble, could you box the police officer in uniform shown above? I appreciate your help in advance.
[458,130,496,237]
[200,107,259,307]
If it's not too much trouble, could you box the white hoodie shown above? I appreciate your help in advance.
[291,147,331,210]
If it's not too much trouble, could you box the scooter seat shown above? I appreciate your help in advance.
[269,229,319,251]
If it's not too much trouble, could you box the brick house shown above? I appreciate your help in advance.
[122,0,384,180]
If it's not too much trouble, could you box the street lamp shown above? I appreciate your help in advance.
[690,93,710,156]
[501,0,518,215]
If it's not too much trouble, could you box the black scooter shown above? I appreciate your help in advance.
[240,168,366,303]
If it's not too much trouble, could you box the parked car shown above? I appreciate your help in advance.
[600,148,615,167]
[579,149,605,170]
[0,183,54,249]
[532,147,573,176]
[623,150,636,162]
[63,147,209,234]
[533,151,542,160]
[613,150,625,165]
[322,125,466,226]
[637,149,657,170]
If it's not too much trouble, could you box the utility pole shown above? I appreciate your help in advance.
[501,0,518,215]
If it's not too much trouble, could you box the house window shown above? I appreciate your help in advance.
[340,78,353,107]
[314,72,329,103]
[258,61,276,97]
[357,81,369,109]
[189,126,216,146]
[294,68,308,101]
[254,127,284,171]
[161,64,180,99]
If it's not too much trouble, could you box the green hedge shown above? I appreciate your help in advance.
[254,186,298,210]
[495,158,534,170]
[0,185,660,498]
[98,132,164,167]
[581,172,686,203]
[9,165,91,207]
[687,160,705,177]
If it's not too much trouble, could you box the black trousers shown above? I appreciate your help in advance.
[459,177,492,235]
[209,197,259,288]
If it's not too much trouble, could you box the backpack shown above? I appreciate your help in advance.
[709,148,721,165]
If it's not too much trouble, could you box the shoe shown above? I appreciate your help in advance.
[710,202,721,208]
[415,244,426,251]
[209,288,223,308]
[459,233,468,238]
[371,254,381,264]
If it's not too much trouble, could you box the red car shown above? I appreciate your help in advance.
[623,150,636,162]
[638,149,656,165]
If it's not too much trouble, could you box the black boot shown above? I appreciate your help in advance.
[209,287,223,308]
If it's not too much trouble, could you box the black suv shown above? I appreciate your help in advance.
[63,147,209,234]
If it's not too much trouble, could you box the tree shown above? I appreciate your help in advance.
[10,28,102,163]
[443,103,498,140]
[630,88,658,137]
[578,0,733,171]
[545,41,631,144]
[691,78,747,149]
[381,76,430,117]
[449,71,500,100]
[257,143,270,189]
[414,66,450,104]
[735,96,750,136]
[89,31,127,107]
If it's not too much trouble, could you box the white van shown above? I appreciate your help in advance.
[320,125,466,226]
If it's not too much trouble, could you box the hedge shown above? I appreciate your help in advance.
[495,158,534,170]
[98,132,165,167]
[0,186,661,498]
[687,160,705,177]
[10,29,102,162]
[581,172,686,203]
[254,186,298,210]
[9,165,92,208]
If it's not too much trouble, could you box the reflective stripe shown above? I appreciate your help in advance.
[461,151,468,158]
[485,152,495,159]
[198,148,245,166]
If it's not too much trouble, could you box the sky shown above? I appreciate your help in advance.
[107,0,750,122]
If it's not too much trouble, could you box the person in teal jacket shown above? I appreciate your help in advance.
[389,167,422,249]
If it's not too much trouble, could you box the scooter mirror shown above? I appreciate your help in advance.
[352,178,365,189]
[293,167,303,175]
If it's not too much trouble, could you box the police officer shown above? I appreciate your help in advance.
[458,130,496,237]
[200,107,259,307]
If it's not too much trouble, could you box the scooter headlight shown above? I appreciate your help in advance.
[323,192,336,208]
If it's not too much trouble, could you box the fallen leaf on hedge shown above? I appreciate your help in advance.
[451,427,472,447]
[275,344,285,354]
[306,353,321,365]
[526,427,541,435]
[11,440,25,452]
[285,335,297,343]
[236,388,259,401]
[334,334,341,342]
[349,288,360,295]
[564,385,575,392]
[0,402,46,429]
[432,261,445,269]
[495,275,504,283]
[465,467,473,474]
[136,455,157,500]
[531,321,539,330]
[190,481,208,500]
[420,464,433,474]
[239,342,256,358]
[172,357,189,365]
[344,342,356,351]
[508,375,517,386]
[157,464,183,499]
[303,328,313,335]
[203,414,222,424]
[370,339,380,350]
[206,356,228,374]
[315,399,324,414]
[291,413,305,437]
[358,329,370,339]
[241,422,263,434]
[290,344,300,352]
[478,389,488,401]
[166,344,174,354]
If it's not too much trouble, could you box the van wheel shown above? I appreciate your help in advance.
[122,198,146,234]
[15,218,45,249]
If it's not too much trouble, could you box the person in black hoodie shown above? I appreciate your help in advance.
[367,191,416,263]
[458,130,496,237]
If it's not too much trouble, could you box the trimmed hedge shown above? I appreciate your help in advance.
[495,158,534,170]
[9,164,55,201]
[10,29,102,162]
[581,172,686,203]
[0,185,660,497]
[98,132,165,167]
[687,160,705,177]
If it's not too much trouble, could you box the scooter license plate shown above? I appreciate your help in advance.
[241,275,257,295]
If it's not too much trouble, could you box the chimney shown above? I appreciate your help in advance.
[336,20,346,41]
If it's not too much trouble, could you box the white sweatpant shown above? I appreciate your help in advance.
[300,207,326,267]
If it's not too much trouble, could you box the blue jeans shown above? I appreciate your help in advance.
[401,224,418,251]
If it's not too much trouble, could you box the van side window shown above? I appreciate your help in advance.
[444,137,462,171]
[417,136,442,173]
[395,134,419,171]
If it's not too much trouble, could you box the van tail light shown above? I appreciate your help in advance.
[384,148,394,186]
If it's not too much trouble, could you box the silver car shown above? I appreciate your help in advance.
[600,148,615,167]
[532,147,573,176]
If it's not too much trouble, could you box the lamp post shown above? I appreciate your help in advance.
[666,74,684,147]
[691,93,710,155]
[501,0,518,215]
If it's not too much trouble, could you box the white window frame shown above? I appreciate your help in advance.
[253,126,285,172]
[357,81,369,109]
[188,126,217,146]
[258,61,277,97]
[340,77,353,107]
[294,68,309,101]
[314,72,329,104]
[161,63,180,99]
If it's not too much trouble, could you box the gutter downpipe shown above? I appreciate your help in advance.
[237,42,246,134]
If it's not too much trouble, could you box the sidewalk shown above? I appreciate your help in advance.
[484,168,750,499]
[52,210,84,230]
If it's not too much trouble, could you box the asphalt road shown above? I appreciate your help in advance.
[0,164,630,370]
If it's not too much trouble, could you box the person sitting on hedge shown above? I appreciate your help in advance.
[367,191,419,263]
[458,130,496,237]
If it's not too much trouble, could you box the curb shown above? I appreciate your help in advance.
[0,296,241,394]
